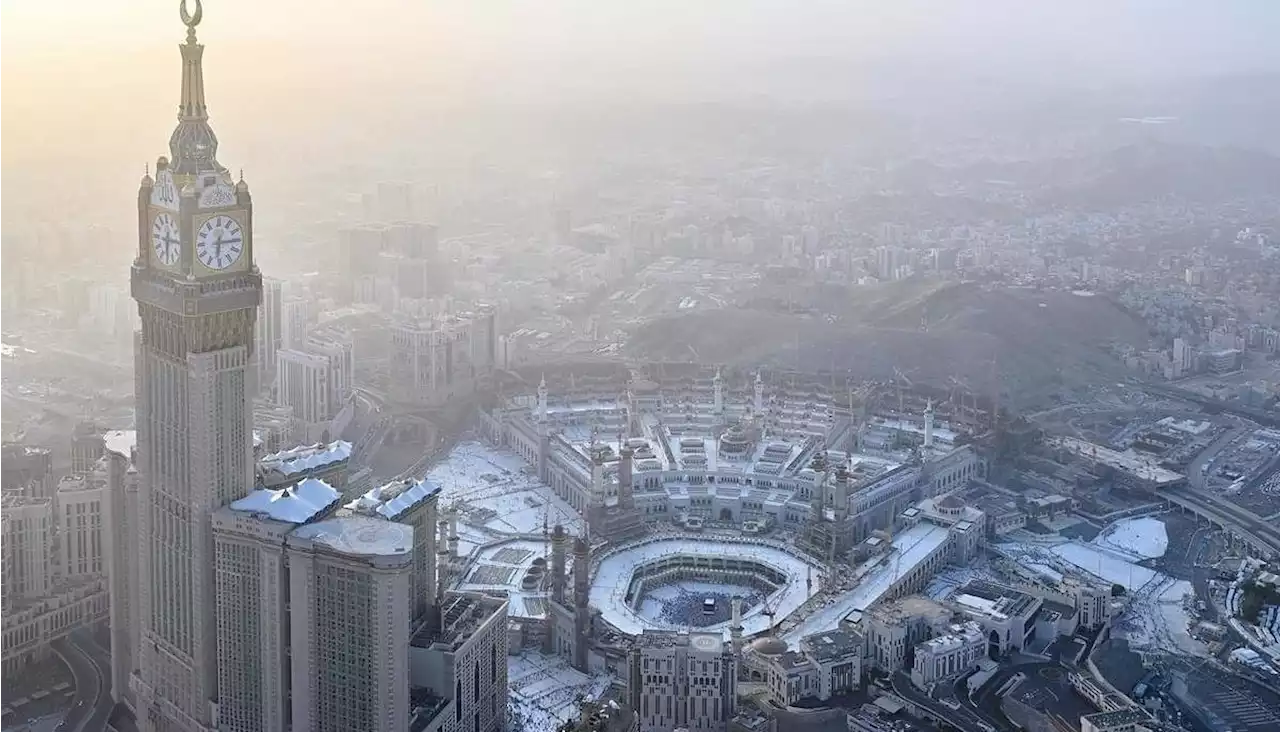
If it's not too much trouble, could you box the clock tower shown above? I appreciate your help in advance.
[129,2,262,729]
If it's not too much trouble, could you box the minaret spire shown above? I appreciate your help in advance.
[169,0,223,175]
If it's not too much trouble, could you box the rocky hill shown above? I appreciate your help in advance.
[624,281,1152,411]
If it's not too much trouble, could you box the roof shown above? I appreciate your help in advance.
[289,516,413,557]
[346,478,441,519]
[260,439,352,477]
[800,629,860,661]
[230,477,339,524]
[873,696,905,715]
[1047,436,1183,485]
[953,581,1039,619]
[918,622,984,653]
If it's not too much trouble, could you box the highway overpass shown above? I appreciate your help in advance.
[1159,487,1280,560]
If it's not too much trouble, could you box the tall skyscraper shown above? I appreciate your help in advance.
[255,276,285,395]
[128,3,263,728]
[287,517,414,732]
[103,431,141,713]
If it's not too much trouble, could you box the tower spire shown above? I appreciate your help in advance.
[170,0,223,175]
[178,0,207,119]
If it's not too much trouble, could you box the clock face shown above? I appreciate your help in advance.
[195,215,245,271]
[151,212,181,266]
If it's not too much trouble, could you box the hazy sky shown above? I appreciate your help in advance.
[3,1,1279,203]
[6,1,1278,71]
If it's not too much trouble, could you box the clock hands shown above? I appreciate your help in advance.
[196,219,242,269]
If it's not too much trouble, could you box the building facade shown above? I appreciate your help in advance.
[408,593,510,732]
[56,475,106,582]
[628,631,738,732]
[1,515,9,616]
[750,630,862,706]
[287,517,414,732]
[210,478,341,732]
[276,329,355,424]
[859,596,955,675]
[479,371,985,546]
[948,581,1043,657]
[344,478,441,627]
[1,495,54,603]
[909,621,985,687]
[390,306,498,406]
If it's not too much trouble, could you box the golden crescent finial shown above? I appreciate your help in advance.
[180,0,203,29]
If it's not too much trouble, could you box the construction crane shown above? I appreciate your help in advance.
[893,367,916,414]
[948,374,975,427]
[760,594,778,632]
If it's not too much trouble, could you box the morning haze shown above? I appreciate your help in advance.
[3,2,1280,732]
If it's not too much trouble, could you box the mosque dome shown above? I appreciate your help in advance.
[749,637,788,656]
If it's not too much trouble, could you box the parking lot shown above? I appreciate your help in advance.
[1174,668,1280,732]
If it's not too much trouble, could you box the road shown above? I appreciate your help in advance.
[53,629,112,732]
[349,386,390,465]
[1186,426,1248,490]
[890,670,1007,732]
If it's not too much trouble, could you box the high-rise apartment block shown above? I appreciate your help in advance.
[256,276,285,394]
[282,296,315,350]
[390,306,498,406]
[70,422,107,476]
[3,465,112,676]
[1,495,54,604]
[56,474,106,582]
[276,330,355,425]
[2,437,131,678]
[212,479,422,732]
[339,222,442,307]
[1,507,13,615]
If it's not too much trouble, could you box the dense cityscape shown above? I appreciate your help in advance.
[3,4,1280,732]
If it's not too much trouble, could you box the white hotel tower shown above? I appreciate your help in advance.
[287,517,414,732]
